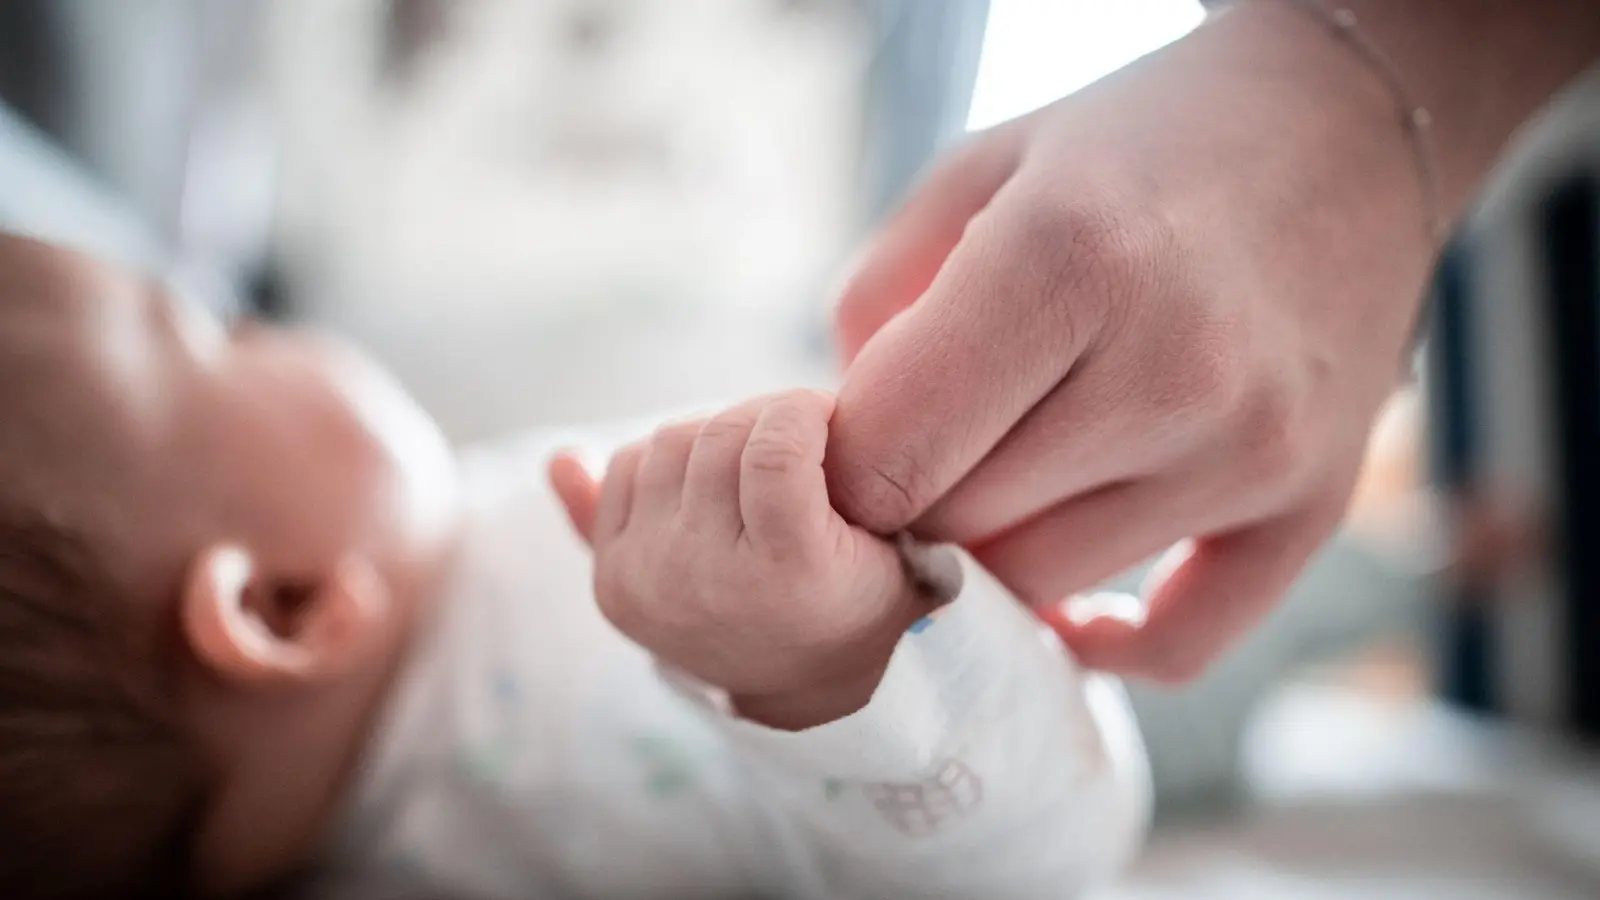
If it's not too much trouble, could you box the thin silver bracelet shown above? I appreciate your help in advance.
[1279,0,1446,245]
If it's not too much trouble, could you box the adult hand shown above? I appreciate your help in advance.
[824,0,1600,681]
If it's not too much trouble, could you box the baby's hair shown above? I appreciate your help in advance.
[0,510,209,899]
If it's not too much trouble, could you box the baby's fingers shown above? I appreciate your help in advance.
[594,442,646,545]
[549,451,600,545]
[684,397,768,533]
[636,420,701,519]
[740,390,837,547]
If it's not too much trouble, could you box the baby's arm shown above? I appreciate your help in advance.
[550,390,1150,897]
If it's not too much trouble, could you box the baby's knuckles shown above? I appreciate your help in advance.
[594,515,866,695]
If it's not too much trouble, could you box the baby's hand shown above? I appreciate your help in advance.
[550,390,925,729]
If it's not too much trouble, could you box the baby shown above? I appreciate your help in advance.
[0,232,1148,900]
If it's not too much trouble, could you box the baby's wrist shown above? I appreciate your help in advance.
[730,658,892,732]
[730,569,931,731]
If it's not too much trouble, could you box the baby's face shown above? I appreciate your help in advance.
[0,232,454,619]
[0,234,465,894]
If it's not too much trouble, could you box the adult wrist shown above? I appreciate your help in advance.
[1224,0,1600,228]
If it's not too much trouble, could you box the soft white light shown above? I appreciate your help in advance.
[967,0,1206,131]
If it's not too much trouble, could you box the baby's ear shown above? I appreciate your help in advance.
[180,545,390,686]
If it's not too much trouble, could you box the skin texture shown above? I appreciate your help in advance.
[550,390,926,732]
[824,0,1600,682]
[0,234,460,896]
[2,233,924,895]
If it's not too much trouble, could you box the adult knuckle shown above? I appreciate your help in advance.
[1061,206,1138,290]
[1236,379,1307,486]
[1010,193,1109,255]
[1151,316,1247,422]
[1015,194,1169,321]
[1004,193,1072,258]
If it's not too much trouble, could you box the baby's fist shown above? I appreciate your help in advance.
[552,390,926,729]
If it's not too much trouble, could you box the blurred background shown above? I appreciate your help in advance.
[2,2,1599,897]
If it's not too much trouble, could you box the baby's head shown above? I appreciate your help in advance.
[0,234,459,897]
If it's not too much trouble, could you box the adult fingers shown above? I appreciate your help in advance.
[827,175,1149,535]
[1045,502,1340,682]
[739,390,836,547]
[915,353,1201,543]
[971,474,1225,609]
[833,120,1030,364]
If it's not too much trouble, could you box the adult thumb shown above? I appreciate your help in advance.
[834,121,1029,364]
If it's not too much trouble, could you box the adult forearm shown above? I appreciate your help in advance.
[1333,0,1600,217]
[1232,0,1600,225]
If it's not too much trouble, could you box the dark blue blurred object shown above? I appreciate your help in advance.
[1537,173,1600,736]
[1428,91,1600,741]
[1428,240,1498,714]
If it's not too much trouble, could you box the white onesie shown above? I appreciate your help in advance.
[304,426,1151,899]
